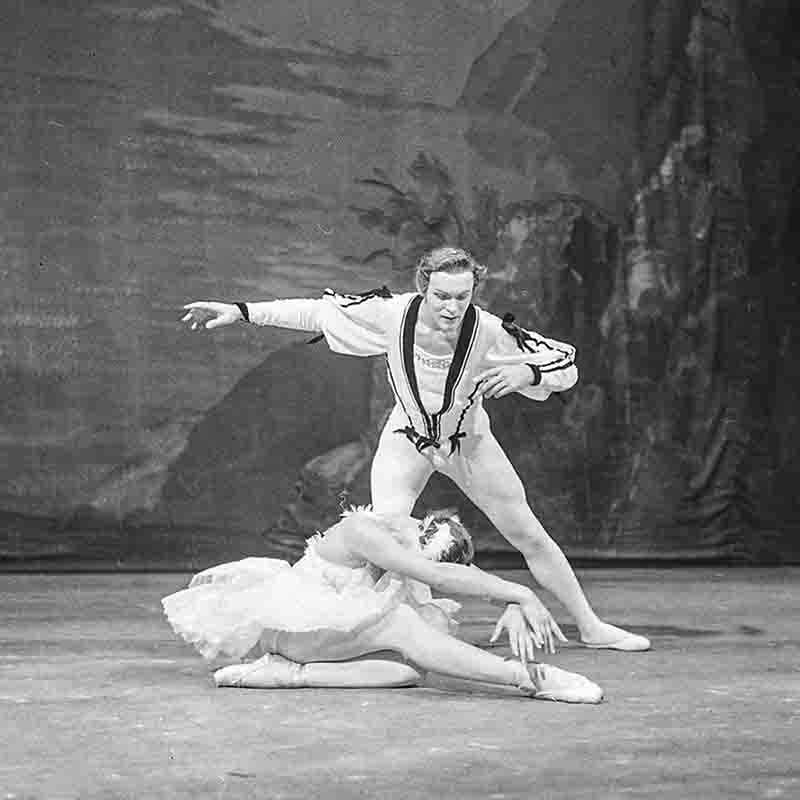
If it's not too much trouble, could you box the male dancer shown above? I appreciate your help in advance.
[183,247,649,652]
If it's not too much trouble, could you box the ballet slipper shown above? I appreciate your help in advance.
[214,654,305,689]
[581,631,651,652]
[519,662,604,704]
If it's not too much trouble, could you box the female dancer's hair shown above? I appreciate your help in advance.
[341,505,474,566]
[415,247,488,295]
[419,508,475,565]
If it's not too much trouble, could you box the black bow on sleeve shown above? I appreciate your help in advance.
[501,312,536,353]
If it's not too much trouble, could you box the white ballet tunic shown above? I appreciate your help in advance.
[162,532,461,661]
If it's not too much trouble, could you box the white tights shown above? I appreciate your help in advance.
[369,421,604,637]
[236,604,529,690]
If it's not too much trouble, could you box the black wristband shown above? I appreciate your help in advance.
[527,364,542,386]
[234,302,250,323]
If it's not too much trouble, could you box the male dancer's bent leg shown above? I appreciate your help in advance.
[443,433,649,650]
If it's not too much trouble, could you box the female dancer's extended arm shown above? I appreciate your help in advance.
[351,525,566,654]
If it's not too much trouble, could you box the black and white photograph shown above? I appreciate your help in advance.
[1,1,798,798]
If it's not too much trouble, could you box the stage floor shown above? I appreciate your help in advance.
[1,567,798,799]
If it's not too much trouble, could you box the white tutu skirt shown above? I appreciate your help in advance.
[162,536,461,660]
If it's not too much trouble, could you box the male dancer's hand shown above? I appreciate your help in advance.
[474,364,534,399]
[181,302,242,330]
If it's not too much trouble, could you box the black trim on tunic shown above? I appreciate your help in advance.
[306,286,393,345]
[501,312,574,373]
[324,286,393,307]
[395,295,479,453]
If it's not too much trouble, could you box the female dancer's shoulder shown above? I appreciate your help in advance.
[310,507,415,568]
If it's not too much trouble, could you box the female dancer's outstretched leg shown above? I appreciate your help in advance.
[214,605,603,702]
[215,651,423,689]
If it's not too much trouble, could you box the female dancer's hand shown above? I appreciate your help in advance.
[490,604,536,665]
[520,594,568,655]
[181,302,242,330]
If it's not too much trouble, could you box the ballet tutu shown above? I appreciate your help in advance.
[162,533,461,660]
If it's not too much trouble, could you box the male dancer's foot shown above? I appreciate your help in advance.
[580,620,650,652]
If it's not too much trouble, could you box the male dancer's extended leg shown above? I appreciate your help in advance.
[444,434,650,651]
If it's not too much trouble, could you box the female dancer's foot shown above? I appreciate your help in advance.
[214,654,305,688]
[519,662,604,704]
[580,621,650,652]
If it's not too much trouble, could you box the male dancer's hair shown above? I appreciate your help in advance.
[415,247,488,295]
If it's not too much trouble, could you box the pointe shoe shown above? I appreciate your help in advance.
[214,654,305,689]
[521,663,604,704]
[581,632,651,652]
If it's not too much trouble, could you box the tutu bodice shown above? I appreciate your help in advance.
[162,523,460,661]
[291,535,382,593]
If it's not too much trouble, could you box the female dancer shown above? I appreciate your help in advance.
[180,246,649,652]
[163,507,603,703]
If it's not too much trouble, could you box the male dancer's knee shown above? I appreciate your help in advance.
[484,501,554,559]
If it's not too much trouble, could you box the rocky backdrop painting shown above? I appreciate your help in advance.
[2,0,799,567]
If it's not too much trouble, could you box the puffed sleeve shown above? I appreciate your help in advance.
[242,287,391,357]
[484,312,578,401]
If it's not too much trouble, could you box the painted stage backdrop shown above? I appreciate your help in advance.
[2,0,799,567]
